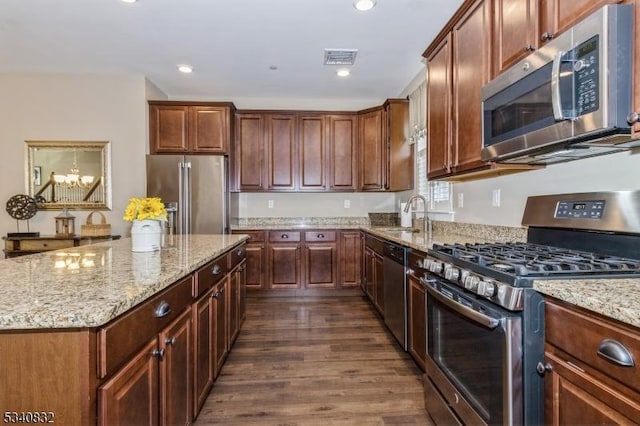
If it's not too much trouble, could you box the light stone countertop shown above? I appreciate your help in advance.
[0,234,248,331]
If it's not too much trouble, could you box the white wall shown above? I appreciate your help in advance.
[0,73,148,237]
[237,192,397,218]
[452,150,640,227]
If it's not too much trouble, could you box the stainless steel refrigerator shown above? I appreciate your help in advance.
[146,155,230,234]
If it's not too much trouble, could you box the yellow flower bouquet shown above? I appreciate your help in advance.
[123,197,167,222]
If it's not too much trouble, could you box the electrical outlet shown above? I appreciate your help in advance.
[268,200,274,209]
[457,193,464,208]
[492,189,501,207]
[344,199,351,209]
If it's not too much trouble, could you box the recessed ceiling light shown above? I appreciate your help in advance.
[177,65,193,74]
[120,0,138,3]
[353,0,377,11]
[337,69,351,77]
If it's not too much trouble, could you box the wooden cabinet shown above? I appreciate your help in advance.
[268,231,302,289]
[266,114,297,191]
[235,113,266,191]
[408,275,426,372]
[543,298,640,424]
[149,101,234,154]
[303,231,337,289]
[3,234,120,258]
[338,230,362,288]
[298,114,327,191]
[358,100,412,191]
[212,278,229,375]
[493,0,538,74]
[327,114,358,191]
[192,288,214,416]
[364,234,385,315]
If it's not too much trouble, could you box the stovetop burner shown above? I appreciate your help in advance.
[431,242,640,278]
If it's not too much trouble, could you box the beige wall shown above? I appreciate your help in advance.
[0,73,148,237]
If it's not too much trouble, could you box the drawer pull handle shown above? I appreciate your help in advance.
[154,301,171,318]
[165,337,176,346]
[211,290,219,299]
[281,234,289,239]
[212,264,221,275]
[152,348,165,360]
[317,233,324,239]
[236,249,244,256]
[597,339,635,367]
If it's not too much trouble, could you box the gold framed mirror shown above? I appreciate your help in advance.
[25,140,112,210]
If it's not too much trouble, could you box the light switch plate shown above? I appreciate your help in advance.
[492,189,501,207]
[457,193,464,208]
[268,200,274,209]
[344,199,351,209]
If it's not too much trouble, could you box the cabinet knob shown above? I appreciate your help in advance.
[211,290,219,299]
[152,348,165,360]
[627,112,640,125]
[317,233,324,239]
[524,44,535,52]
[540,32,554,42]
[281,234,289,239]
[236,248,244,256]
[212,264,221,275]
[165,337,176,346]
[154,301,171,318]
[536,361,553,376]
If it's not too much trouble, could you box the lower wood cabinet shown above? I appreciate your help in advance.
[213,279,229,374]
[544,298,640,424]
[363,234,385,315]
[98,306,192,426]
[408,274,426,372]
[235,229,362,290]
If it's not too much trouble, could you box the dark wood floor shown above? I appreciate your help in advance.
[195,294,432,425]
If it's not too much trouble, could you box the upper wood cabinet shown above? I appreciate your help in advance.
[235,113,266,191]
[149,101,235,155]
[327,114,358,191]
[425,0,492,179]
[493,0,539,75]
[358,100,412,191]
[298,114,327,191]
[266,114,297,191]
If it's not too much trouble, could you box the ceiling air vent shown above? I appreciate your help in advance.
[324,49,358,65]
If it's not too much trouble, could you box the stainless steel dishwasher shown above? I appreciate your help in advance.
[383,241,408,350]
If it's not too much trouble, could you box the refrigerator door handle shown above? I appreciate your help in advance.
[178,161,185,235]
[184,161,192,234]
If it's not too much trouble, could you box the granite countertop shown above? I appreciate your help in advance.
[0,234,248,331]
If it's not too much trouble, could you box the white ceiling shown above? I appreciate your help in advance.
[0,0,464,105]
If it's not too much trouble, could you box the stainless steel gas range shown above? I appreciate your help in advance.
[421,191,640,425]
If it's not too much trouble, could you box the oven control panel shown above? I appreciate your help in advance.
[555,200,605,219]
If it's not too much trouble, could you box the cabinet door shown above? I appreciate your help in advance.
[304,243,337,289]
[386,100,412,191]
[266,114,297,191]
[98,339,159,426]
[298,114,326,191]
[359,108,385,190]
[634,0,640,138]
[245,243,265,290]
[192,291,213,416]
[493,0,538,75]
[339,231,362,288]
[452,0,492,174]
[189,106,229,154]
[426,34,452,179]
[327,114,358,191]
[268,244,301,289]
[238,260,247,325]
[235,114,266,190]
[544,351,640,425]
[213,280,228,376]
[408,276,426,371]
[373,253,385,315]
[228,266,240,346]
[540,0,622,42]
[159,307,192,426]
[150,105,188,153]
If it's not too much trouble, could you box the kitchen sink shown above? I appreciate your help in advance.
[374,227,421,233]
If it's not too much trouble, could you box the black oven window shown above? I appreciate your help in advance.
[428,298,507,423]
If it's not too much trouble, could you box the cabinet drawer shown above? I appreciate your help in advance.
[304,231,336,242]
[20,239,74,251]
[98,275,193,378]
[230,243,246,270]
[546,300,640,393]
[365,234,385,255]
[269,231,301,242]
[194,254,228,297]
[240,231,265,243]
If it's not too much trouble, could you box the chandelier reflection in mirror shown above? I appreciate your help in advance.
[53,149,95,188]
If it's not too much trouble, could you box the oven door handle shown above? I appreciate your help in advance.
[426,285,500,329]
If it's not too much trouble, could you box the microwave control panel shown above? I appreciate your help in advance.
[574,35,600,117]
[555,199,605,219]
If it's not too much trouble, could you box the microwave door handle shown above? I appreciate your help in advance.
[426,285,500,329]
[551,50,566,121]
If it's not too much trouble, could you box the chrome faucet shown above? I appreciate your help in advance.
[404,194,432,238]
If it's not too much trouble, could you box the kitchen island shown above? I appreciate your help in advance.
[0,234,248,425]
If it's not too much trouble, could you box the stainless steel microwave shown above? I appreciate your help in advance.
[481,4,638,165]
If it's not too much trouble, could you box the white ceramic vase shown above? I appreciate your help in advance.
[130,219,162,252]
